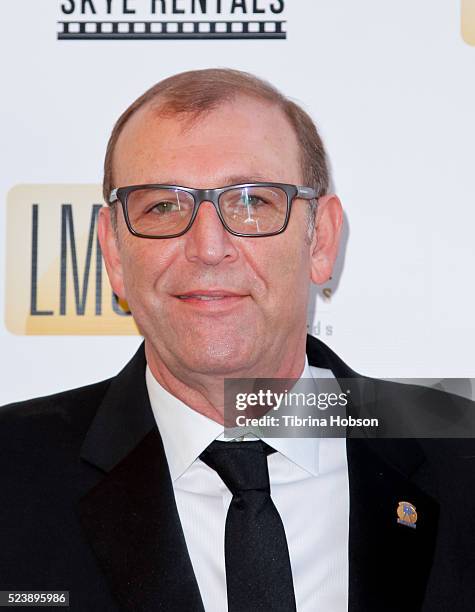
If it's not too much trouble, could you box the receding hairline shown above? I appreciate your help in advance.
[110,92,303,185]
[104,69,292,199]
[103,68,330,242]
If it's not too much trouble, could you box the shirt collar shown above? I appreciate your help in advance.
[146,356,334,481]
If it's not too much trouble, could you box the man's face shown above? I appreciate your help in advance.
[100,96,341,378]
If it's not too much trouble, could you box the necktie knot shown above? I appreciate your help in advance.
[200,440,273,496]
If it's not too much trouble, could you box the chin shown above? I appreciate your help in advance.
[176,335,254,375]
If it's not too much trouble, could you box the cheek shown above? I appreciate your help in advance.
[247,237,311,308]
[119,239,176,300]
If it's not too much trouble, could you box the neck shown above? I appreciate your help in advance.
[144,332,308,425]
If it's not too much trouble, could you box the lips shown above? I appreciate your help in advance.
[176,290,246,301]
[178,295,226,301]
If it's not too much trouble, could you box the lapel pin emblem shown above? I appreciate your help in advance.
[397,501,417,529]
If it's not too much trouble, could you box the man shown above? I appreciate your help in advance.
[1,69,474,612]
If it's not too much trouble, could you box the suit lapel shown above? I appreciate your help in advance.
[78,344,204,611]
[306,334,439,612]
[346,439,439,612]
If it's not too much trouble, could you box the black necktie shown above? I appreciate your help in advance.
[200,440,297,612]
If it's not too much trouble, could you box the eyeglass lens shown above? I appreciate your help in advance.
[125,186,288,236]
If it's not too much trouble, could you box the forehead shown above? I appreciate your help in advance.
[113,95,302,187]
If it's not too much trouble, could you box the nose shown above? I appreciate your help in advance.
[184,201,239,265]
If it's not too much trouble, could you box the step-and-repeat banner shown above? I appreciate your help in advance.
[1,1,474,403]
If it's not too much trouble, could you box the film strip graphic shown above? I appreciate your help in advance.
[57,20,286,40]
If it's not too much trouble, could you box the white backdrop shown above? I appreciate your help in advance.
[1,0,474,404]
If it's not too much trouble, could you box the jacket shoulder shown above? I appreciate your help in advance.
[0,378,112,428]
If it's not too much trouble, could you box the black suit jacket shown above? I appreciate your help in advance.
[1,336,475,611]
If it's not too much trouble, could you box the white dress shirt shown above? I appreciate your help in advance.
[146,357,349,612]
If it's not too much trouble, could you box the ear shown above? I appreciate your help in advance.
[309,194,343,285]
[98,206,127,301]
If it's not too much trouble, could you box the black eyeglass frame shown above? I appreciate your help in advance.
[108,182,318,239]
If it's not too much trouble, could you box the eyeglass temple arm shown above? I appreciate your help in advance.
[297,186,318,200]
[109,189,118,204]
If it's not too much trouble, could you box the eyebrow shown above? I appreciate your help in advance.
[220,174,271,185]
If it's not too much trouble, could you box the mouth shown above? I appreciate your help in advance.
[178,295,230,301]
[176,290,245,299]
[174,290,248,307]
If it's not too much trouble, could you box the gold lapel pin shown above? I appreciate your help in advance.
[397,501,418,529]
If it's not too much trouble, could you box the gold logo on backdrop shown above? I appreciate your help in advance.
[462,0,475,45]
[5,185,139,335]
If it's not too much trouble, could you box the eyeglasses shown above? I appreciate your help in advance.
[109,182,318,238]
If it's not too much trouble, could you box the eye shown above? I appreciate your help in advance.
[241,195,268,207]
[148,200,181,215]
[229,192,271,209]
